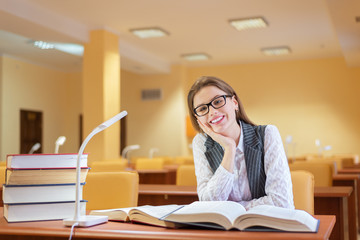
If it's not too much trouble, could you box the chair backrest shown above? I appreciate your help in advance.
[159,156,175,165]
[290,170,314,214]
[83,171,139,210]
[135,157,164,170]
[174,156,194,165]
[332,154,359,168]
[306,157,338,174]
[176,165,196,186]
[0,166,6,185]
[289,161,333,187]
[90,160,127,172]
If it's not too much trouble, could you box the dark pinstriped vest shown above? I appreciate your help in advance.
[204,121,267,199]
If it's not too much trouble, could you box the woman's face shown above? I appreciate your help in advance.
[193,86,239,134]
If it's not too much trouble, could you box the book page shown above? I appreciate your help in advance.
[129,205,181,228]
[89,206,134,221]
[130,205,181,219]
[164,201,246,230]
[90,206,133,214]
[235,205,319,232]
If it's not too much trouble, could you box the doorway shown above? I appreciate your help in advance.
[20,110,43,154]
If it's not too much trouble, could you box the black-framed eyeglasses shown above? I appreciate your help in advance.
[193,95,232,117]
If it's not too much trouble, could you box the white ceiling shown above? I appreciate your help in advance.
[0,0,359,74]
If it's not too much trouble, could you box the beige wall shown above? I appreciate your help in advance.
[186,57,360,157]
[120,65,190,159]
[1,55,360,161]
[0,56,82,160]
[61,71,83,154]
[0,57,2,159]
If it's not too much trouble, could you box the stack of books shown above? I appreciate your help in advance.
[2,153,89,222]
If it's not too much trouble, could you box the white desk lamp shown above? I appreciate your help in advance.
[63,111,128,227]
[284,135,292,158]
[315,139,322,156]
[315,139,332,156]
[149,148,159,159]
[29,143,41,154]
[121,144,140,162]
[55,136,66,153]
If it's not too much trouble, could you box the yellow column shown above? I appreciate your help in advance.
[82,30,121,163]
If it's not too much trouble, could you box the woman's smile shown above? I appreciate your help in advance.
[209,115,225,124]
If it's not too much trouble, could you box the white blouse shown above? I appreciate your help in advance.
[192,123,294,210]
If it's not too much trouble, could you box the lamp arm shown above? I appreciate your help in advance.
[74,129,96,221]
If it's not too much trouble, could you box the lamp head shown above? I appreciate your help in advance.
[323,145,332,151]
[29,143,41,154]
[56,136,66,145]
[285,135,293,144]
[98,111,128,131]
[121,144,140,159]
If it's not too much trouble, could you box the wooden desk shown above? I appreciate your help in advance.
[314,186,353,240]
[138,184,352,240]
[334,172,360,234]
[137,169,176,184]
[343,163,360,169]
[138,184,198,205]
[0,208,335,240]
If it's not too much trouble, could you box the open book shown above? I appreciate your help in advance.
[90,201,319,232]
[90,204,181,228]
[162,201,319,232]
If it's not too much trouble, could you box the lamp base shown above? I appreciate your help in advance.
[63,215,108,227]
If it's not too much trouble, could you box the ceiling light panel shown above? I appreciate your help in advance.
[261,46,291,56]
[33,41,55,49]
[181,53,211,61]
[130,27,169,38]
[229,17,268,31]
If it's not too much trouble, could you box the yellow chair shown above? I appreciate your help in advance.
[289,162,333,187]
[332,154,359,168]
[83,171,139,210]
[290,170,314,214]
[90,160,127,172]
[0,161,6,166]
[306,157,339,174]
[135,157,164,170]
[174,156,194,165]
[176,165,197,186]
[160,156,175,165]
[0,166,6,185]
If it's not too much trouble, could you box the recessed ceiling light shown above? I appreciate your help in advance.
[229,17,268,31]
[54,43,84,56]
[261,46,291,56]
[181,53,211,61]
[31,40,83,56]
[33,41,55,49]
[130,27,169,38]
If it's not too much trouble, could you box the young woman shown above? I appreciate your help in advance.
[187,76,294,210]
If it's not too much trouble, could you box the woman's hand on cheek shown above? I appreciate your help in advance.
[197,120,236,150]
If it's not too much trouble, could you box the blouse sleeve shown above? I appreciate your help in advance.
[192,133,235,201]
[240,125,295,210]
